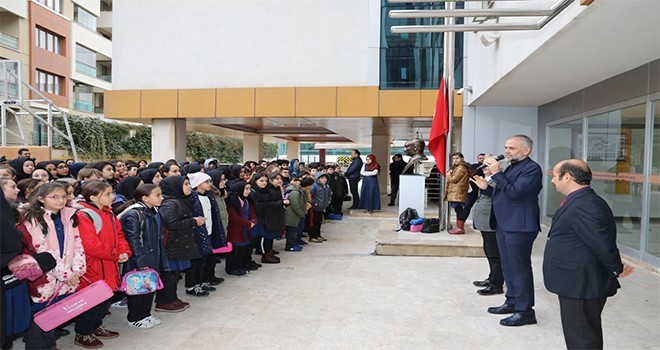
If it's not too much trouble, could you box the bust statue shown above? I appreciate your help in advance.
[402,138,428,175]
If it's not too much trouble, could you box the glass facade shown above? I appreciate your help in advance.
[73,83,94,112]
[76,44,97,77]
[545,98,658,263]
[74,6,97,31]
[380,1,463,89]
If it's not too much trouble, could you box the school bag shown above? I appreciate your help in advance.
[396,207,419,232]
[421,218,441,233]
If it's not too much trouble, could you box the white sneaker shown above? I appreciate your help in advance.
[145,315,162,325]
[111,299,128,308]
[128,318,154,329]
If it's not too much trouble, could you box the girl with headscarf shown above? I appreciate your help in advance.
[67,162,87,179]
[36,161,57,179]
[224,181,256,276]
[155,176,202,312]
[358,154,381,213]
[112,176,144,214]
[52,160,73,179]
[10,157,35,181]
[137,168,162,185]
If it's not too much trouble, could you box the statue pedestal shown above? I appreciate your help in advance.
[399,175,425,217]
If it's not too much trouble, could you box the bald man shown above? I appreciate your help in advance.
[544,159,633,350]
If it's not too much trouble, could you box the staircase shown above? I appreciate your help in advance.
[0,60,78,161]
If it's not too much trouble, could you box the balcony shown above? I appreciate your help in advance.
[75,61,97,77]
[0,32,19,50]
[73,99,94,113]
[97,75,111,82]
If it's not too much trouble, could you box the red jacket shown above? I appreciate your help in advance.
[77,202,131,290]
[226,203,256,245]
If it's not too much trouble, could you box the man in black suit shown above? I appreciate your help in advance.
[482,135,542,326]
[387,154,408,206]
[544,159,633,349]
[344,149,363,209]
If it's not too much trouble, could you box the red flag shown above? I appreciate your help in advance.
[428,77,449,175]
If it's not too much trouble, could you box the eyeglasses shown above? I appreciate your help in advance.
[45,195,68,200]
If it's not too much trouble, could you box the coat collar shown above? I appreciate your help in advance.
[550,187,595,228]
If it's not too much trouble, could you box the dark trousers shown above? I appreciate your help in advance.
[389,179,399,204]
[155,270,180,305]
[285,226,298,248]
[296,216,305,241]
[24,319,56,350]
[226,244,251,272]
[480,231,503,287]
[259,237,274,253]
[127,293,155,322]
[559,296,607,350]
[330,196,343,214]
[496,228,538,313]
[453,203,470,221]
[349,178,360,208]
[202,254,216,282]
[185,257,204,288]
[75,298,112,335]
[308,210,324,238]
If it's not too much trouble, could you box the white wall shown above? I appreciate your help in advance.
[461,106,539,162]
[465,0,585,102]
[0,0,28,18]
[113,0,376,90]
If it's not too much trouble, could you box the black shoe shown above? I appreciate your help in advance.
[487,304,515,314]
[248,260,261,271]
[387,203,395,206]
[54,328,71,339]
[477,285,504,296]
[209,277,224,285]
[500,312,537,327]
[226,269,247,277]
[185,286,209,297]
[296,239,308,245]
[200,282,217,292]
[473,278,490,287]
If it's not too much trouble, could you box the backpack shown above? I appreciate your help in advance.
[76,208,103,234]
[396,207,419,232]
[421,218,441,233]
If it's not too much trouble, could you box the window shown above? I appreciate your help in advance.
[74,6,97,31]
[36,0,61,13]
[35,27,63,55]
[35,70,63,95]
[75,44,97,77]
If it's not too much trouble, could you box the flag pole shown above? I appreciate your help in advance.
[441,0,455,230]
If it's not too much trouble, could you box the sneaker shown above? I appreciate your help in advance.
[74,334,103,349]
[318,236,328,241]
[226,269,248,276]
[285,245,303,252]
[186,286,209,297]
[92,326,119,339]
[155,302,186,313]
[144,315,162,325]
[127,318,154,329]
[200,282,217,292]
[111,299,127,308]
[309,237,323,243]
[296,239,308,245]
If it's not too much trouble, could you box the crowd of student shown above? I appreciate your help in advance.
[0,151,356,350]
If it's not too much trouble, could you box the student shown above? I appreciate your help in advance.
[111,160,128,180]
[359,154,381,213]
[137,168,162,186]
[309,172,332,243]
[224,181,256,276]
[77,168,104,182]
[126,164,139,177]
[87,162,117,189]
[75,181,131,348]
[10,157,35,181]
[112,176,143,214]
[155,176,203,312]
[16,178,41,205]
[53,160,73,179]
[284,177,314,251]
[0,164,17,180]
[17,183,84,350]
[250,173,288,264]
[118,184,167,329]
[160,163,181,178]
[31,168,50,184]
[185,173,227,296]
[0,179,20,203]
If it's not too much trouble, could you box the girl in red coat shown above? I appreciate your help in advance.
[224,181,256,276]
[75,181,131,349]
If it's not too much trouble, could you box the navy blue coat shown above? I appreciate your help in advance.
[190,191,228,255]
[120,204,169,272]
[543,188,624,299]
[344,157,363,181]
[490,157,542,233]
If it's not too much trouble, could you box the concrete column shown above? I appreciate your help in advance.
[286,141,300,160]
[243,134,263,163]
[371,134,391,194]
[152,119,186,162]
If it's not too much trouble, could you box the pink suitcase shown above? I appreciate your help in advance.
[212,242,233,254]
[410,224,423,232]
[33,280,113,332]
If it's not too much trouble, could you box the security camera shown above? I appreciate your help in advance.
[457,86,472,95]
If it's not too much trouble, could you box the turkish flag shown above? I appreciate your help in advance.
[428,77,449,175]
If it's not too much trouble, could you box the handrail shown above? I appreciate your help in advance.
[390,9,554,18]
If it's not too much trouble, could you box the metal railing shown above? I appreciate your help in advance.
[0,33,19,50]
[1,60,79,160]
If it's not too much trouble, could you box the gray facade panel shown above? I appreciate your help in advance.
[583,63,650,112]
[650,60,659,94]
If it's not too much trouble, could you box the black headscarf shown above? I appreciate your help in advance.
[228,164,243,180]
[10,157,35,181]
[183,162,203,176]
[68,162,87,179]
[36,161,52,170]
[115,176,143,200]
[225,180,249,213]
[148,162,163,169]
[138,168,159,184]
[160,176,188,200]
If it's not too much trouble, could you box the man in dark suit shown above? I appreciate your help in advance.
[482,134,542,326]
[544,159,633,349]
[387,154,408,206]
[344,149,363,209]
